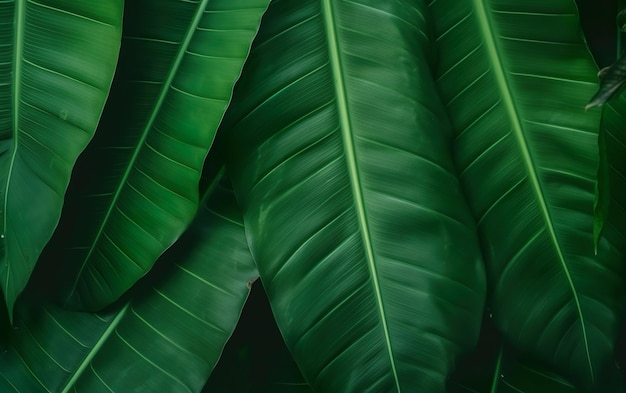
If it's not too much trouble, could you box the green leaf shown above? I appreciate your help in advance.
[0,175,256,392]
[44,0,269,311]
[427,0,625,390]
[0,0,122,320]
[586,53,626,109]
[223,0,486,391]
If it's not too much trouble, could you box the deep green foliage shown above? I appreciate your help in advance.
[0,0,622,392]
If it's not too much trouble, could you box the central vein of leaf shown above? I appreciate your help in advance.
[321,0,400,390]
[60,303,130,393]
[472,0,593,381]
[64,0,210,305]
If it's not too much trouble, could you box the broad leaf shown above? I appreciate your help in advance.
[223,0,486,391]
[426,0,625,390]
[0,0,122,320]
[0,175,256,392]
[44,0,269,311]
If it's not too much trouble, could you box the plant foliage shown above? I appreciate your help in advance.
[0,0,622,392]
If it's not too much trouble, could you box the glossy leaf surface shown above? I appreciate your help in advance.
[223,0,486,391]
[427,0,625,390]
[46,0,269,311]
[0,176,256,392]
[0,0,122,319]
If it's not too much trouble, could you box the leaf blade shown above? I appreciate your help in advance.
[320,0,399,387]
[223,0,486,391]
[427,0,625,389]
[0,0,123,319]
[46,0,270,311]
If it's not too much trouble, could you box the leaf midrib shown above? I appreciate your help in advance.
[64,0,210,305]
[471,0,593,381]
[320,0,400,390]
[59,304,129,393]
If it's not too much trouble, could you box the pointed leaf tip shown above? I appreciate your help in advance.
[586,54,626,108]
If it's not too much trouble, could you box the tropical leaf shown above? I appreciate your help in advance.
[0,0,122,320]
[43,0,269,311]
[426,0,626,390]
[0,175,257,392]
[586,53,626,109]
[222,0,486,391]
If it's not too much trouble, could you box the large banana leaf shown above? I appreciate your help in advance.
[222,0,486,391]
[426,0,626,390]
[0,175,256,392]
[0,0,122,320]
[44,0,270,311]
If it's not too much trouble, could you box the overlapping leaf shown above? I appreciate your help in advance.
[44,0,269,311]
[0,0,122,320]
[203,281,313,393]
[586,53,626,109]
[222,0,486,391]
[0,176,256,392]
[596,94,626,250]
[426,0,626,390]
